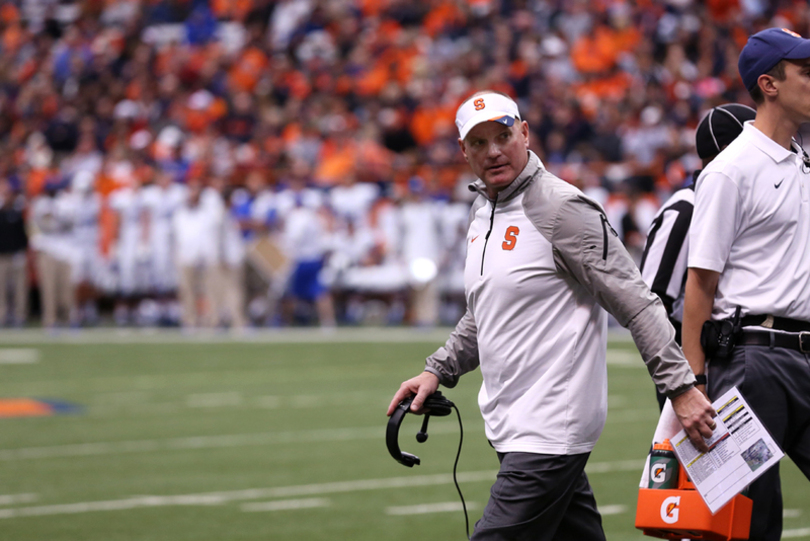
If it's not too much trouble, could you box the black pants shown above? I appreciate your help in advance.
[471,452,606,541]
[708,344,810,541]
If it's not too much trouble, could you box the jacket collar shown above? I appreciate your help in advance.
[467,151,544,202]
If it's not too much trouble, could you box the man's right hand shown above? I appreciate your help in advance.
[387,371,440,416]
[671,386,717,453]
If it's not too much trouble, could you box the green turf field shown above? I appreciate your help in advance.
[0,329,807,540]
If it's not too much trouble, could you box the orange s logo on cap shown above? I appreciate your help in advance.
[474,98,485,111]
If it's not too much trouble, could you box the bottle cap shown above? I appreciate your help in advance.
[653,439,674,451]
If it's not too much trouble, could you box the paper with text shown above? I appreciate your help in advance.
[671,386,783,514]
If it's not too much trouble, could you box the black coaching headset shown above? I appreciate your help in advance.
[386,391,455,467]
[386,391,471,539]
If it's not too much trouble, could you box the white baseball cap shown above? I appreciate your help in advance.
[455,92,521,140]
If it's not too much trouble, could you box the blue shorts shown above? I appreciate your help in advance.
[290,259,325,302]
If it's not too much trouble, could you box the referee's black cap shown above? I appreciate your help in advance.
[695,104,757,160]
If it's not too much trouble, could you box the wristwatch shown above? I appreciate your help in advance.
[695,374,707,385]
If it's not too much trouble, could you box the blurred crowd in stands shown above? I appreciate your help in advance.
[1,0,809,329]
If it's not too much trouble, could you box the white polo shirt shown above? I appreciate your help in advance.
[690,122,810,320]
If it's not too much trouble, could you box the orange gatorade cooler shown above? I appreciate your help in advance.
[635,441,752,540]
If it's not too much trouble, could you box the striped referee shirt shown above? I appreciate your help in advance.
[640,177,697,330]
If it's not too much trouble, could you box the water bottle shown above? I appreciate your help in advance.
[648,439,679,489]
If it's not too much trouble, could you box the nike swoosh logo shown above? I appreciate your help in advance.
[471,235,479,243]
[775,179,785,188]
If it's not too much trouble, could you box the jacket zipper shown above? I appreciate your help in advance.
[600,214,609,260]
[480,195,497,275]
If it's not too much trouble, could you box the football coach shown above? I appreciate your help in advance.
[388,90,716,541]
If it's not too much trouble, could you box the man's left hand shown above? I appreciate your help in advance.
[670,386,717,453]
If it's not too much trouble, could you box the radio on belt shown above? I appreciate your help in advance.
[635,441,752,541]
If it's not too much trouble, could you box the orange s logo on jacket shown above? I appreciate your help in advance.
[502,226,519,250]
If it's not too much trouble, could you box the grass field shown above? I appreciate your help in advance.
[0,329,808,541]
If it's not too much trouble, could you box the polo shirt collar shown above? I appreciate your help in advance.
[468,151,544,202]
[744,121,794,163]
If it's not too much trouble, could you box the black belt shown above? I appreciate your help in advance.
[739,330,810,353]
[741,314,810,333]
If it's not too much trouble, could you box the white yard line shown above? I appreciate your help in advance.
[785,509,803,518]
[186,392,244,408]
[0,460,642,519]
[0,473,492,519]
[0,426,387,460]
[0,494,38,506]
[0,423,467,461]
[598,504,628,516]
[784,528,810,538]
[386,501,479,515]
[0,348,39,364]
[241,498,331,512]
[0,494,229,518]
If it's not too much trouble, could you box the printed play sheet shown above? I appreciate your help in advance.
[671,386,784,514]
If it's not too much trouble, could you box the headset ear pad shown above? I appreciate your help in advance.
[422,393,453,417]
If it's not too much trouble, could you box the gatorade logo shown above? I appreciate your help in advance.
[651,463,667,484]
[660,496,680,524]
